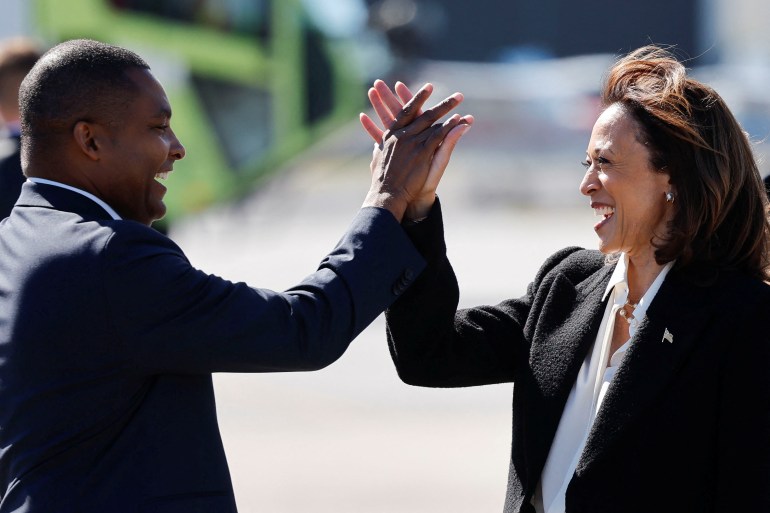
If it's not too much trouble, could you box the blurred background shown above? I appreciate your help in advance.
[2,0,770,511]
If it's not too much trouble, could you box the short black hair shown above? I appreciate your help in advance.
[19,39,150,157]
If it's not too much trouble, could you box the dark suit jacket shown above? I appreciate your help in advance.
[386,201,770,513]
[0,182,426,512]
[0,135,24,220]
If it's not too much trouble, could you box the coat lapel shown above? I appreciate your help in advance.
[575,270,712,474]
[528,266,613,398]
[521,263,614,482]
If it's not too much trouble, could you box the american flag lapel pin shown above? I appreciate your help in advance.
[662,328,674,344]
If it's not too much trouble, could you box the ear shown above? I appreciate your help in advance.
[72,121,104,161]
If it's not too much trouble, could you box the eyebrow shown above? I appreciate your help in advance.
[153,107,172,119]
[588,146,615,156]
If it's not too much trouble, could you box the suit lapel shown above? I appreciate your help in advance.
[575,271,712,474]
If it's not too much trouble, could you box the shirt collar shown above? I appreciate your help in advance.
[27,177,122,221]
[602,254,674,300]
[602,252,675,334]
[603,253,629,302]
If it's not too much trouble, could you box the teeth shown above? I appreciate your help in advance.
[593,206,614,217]
[156,172,170,180]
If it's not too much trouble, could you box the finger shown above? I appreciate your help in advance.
[389,83,434,130]
[423,113,464,151]
[368,87,395,129]
[401,91,464,135]
[459,114,475,126]
[394,81,419,114]
[435,123,472,167]
[373,79,407,121]
[359,112,384,143]
[424,123,472,192]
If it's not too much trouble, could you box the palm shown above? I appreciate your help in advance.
[360,80,473,213]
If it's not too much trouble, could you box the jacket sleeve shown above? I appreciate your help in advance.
[385,199,584,388]
[99,206,426,374]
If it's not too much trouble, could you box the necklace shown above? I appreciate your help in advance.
[617,297,639,324]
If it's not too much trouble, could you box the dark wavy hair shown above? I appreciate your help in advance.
[602,45,770,280]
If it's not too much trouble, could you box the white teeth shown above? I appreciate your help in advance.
[156,172,170,180]
[593,206,614,217]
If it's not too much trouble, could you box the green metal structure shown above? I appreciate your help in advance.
[32,0,366,222]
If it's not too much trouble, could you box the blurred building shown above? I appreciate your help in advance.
[2,0,770,216]
[364,0,764,66]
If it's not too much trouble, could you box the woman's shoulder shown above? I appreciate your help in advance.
[541,246,606,274]
[712,268,770,303]
[532,247,607,287]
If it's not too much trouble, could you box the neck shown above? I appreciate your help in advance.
[626,251,667,301]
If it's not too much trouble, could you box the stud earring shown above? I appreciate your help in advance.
[665,192,675,203]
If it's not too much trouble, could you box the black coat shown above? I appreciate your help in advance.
[386,201,770,513]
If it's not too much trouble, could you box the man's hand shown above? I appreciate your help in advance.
[361,81,473,222]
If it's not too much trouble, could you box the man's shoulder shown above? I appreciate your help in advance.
[10,206,183,262]
[95,219,185,260]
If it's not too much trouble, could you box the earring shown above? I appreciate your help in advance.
[665,192,675,203]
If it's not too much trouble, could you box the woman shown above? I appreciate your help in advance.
[361,46,770,512]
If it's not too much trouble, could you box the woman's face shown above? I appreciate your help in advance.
[580,103,674,258]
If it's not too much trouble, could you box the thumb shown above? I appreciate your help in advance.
[424,123,472,192]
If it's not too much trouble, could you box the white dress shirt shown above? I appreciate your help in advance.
[534,253,673,513]
[27,177,122,220]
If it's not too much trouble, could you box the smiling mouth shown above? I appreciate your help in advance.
[593,205,615,219]
[155,171,171,181]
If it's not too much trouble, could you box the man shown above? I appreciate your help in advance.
[0,39,471,512]
[0,38,41,218]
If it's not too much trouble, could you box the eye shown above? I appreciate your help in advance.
[582,155,610,171]
[155,124,169,132]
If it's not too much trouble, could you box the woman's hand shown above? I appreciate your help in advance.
[361,80,473,221]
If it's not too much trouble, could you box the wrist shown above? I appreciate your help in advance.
[362,190,408,222]
[403,194,436,222]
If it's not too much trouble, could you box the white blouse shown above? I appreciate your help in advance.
[534,254,674,513]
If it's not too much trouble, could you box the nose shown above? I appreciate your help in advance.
[579,166,599,197]
[169,129,186,161]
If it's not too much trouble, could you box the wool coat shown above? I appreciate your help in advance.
[386,201,770,513]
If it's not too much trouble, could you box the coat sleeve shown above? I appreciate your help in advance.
[385,199,585,388]
[99,206,426,374]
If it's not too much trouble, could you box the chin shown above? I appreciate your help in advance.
[149,205,167,225]
[596,239,613,254]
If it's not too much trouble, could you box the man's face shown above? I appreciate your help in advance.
[94,67,185,225]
